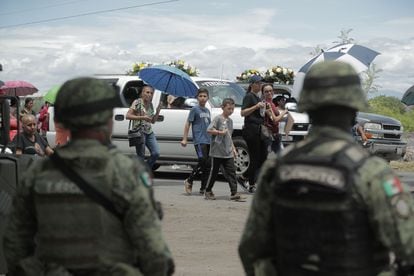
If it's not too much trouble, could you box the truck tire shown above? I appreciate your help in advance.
[233,137,250,176]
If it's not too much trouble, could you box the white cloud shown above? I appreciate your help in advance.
[384,17,414,26]
[0,8,413,98]
[203,45,217,51]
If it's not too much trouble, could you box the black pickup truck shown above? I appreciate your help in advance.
[265,84,407,161]
[355,112,407,161]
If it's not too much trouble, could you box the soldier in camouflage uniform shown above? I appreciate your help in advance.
[4,77,174,276]
[238,61,414,276]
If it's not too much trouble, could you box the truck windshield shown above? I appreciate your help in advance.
[196,81,246,107]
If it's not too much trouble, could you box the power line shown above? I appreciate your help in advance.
[0,0,89,16]
[0,0,178,29]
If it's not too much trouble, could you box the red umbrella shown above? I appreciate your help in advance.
[0,80,38,96]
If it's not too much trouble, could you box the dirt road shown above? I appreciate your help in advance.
[153,155,414,276]
[153,178,252,276]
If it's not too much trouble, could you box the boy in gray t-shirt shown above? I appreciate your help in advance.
[205,98,246,201]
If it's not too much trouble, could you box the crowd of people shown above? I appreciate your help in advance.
[119,68,311,204]
[7,97,54,157]
[7,95,74,157]
[239,61,414,275]
[234,75,295,193]
[3,77,173,276]
[177,76,294,200]
[3,60,414,275]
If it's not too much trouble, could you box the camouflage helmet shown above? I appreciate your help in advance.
[297,61,368,112]
[54,77,124,130]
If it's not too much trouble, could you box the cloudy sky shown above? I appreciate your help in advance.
[1,0,413,98]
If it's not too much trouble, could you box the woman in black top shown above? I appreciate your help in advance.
[240,75,268,192]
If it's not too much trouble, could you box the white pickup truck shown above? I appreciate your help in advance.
[47,75,310,174]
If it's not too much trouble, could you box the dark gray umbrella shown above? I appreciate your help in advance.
[298,43,380,73]
[402,85,414,106]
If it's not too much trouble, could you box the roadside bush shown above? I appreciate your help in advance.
[368,96,414,131]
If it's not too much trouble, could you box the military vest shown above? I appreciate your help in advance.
[0,154,18,274]
[272,139,389,275]
[32,167,135,269]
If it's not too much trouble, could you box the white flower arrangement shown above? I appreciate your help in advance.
[263,66,295,85]
[236,66,294,84]
[166,59,199,76]
[128,59,199,77]
[236,69,263,82]
[127,61,153,75]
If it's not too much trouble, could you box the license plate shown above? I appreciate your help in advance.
[396,148,403,155]
[282,135,293,142]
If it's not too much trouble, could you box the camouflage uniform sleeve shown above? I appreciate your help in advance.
[4,164,38,273]
[118,158,173,276]
[239,158,278,276]
[357,157,414,264]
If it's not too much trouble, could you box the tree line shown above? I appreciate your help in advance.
[368,96,414,132]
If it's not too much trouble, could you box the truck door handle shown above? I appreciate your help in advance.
[115,114,163,121]
[115,114,124,121]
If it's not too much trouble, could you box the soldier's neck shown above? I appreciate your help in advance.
[71,130,111,145]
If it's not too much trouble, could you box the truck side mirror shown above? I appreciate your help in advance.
[184,98,198,108]
[285,102,298,112]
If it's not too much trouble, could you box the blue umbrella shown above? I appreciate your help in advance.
[138,64,198,97]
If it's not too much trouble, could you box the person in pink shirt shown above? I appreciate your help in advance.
[9,115,18,141]
[262,84,288,154]
[38,101,50,138]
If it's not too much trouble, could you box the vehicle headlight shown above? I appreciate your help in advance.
[364,123,382,130]
[364,122,382,139]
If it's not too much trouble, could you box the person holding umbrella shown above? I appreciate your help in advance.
[136,64,199,170]
[126,85,162,170]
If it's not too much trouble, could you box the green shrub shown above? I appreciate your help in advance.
[368,96,414,132]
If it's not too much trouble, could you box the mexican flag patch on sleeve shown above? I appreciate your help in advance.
[382,176,403,197]
[139,172,153,188]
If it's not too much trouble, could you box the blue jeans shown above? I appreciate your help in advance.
[135,131,160,169]
[187,144,211,190]
[266,134,281,154]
